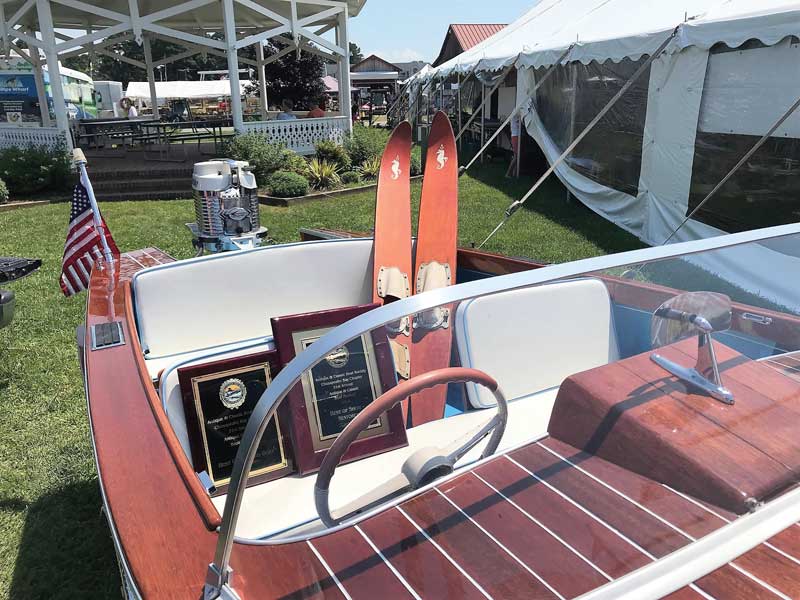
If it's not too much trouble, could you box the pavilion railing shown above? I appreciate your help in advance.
[242,116,349,155]
[0,126,65,151]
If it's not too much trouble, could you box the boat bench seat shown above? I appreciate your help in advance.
[132,239,375,376]
[455,278,619,408]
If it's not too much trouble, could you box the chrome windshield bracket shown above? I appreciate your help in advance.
[651,331,734,405]
[204,564,240,600]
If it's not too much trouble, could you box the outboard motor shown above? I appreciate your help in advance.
[189,159,268,254]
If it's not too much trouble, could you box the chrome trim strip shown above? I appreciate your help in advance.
[213,222,800,577]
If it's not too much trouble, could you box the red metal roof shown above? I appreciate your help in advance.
[450,24,508,52]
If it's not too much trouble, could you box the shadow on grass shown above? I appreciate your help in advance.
[7,479,120,600]
[467,161,646,256]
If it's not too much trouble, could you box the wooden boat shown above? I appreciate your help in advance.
[83,224,800,599]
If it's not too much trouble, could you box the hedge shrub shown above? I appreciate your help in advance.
[0,144,71,196]
[268,170,310,198]
[0,179,8,204]
[315,140,351,171]
[227,133,309,184]
[345,125,391,166]
[340,171,362,185]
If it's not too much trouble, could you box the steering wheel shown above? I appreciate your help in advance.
[314,367,508,528]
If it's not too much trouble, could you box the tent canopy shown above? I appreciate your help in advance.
[426,0,800,77]
[125,80,251,100]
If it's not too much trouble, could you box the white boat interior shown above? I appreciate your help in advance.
[130,227,800,545]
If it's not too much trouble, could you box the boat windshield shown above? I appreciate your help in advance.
[212,223,800,575]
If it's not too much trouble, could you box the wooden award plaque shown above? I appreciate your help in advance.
[271,303,408,474]
[178,351,294,495]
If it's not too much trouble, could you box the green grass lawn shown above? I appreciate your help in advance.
[0,162,642,599]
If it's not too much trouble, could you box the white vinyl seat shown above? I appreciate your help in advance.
[132,238,375,366]
[455,278,619,408]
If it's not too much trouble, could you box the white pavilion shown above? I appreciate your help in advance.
[0,0,364,152]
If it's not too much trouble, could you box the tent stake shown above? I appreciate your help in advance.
[477,29,679,249]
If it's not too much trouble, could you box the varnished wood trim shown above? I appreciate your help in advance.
[123,282,221,530]
[358,505,489,599]
[439,472,610,598]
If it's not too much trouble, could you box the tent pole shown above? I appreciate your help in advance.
[457,72,462,153]
[480,83,486,164]
[455,63,512,143]
[661,92,800,245]
[566,61,577,202]
[406,75,436,125]
[477,29,679,249]
[515,122,522,178]
[143,34,159,117]
[386,78,411,123]
[459,44,574,175]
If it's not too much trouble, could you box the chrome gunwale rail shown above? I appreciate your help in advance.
[209,222,800,593]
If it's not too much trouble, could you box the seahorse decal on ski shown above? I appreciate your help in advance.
[435,144,448,170]
[391,155,402,180]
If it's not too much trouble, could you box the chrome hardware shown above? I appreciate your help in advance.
[741,312,773,326]
[197,471,217,495]
[650,293,734,405]
[413,307,450,331]
[90,321,125,351]
[204,564,240,600]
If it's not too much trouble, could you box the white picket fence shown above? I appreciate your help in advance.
[0,126,65,151]
[242,116,349,155]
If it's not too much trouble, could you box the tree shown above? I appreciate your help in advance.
[245,42,325,110]
[349,42,364,65]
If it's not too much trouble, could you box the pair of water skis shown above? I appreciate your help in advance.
[371,111,458,428]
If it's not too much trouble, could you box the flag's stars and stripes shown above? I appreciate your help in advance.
[60,182,119,297]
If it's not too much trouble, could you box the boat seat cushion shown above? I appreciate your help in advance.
[455,278,619,408]
[132,239,374,362]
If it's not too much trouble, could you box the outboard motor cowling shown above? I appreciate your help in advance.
[190,159,267,254]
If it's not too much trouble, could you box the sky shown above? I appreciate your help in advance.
[349,0,535,64]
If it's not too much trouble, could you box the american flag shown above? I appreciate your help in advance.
[60,179,119,297]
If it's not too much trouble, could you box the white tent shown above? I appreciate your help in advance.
[414,0,800,307]
[125,80,253,101]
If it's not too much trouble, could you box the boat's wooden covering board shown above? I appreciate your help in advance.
[548,338,800,514]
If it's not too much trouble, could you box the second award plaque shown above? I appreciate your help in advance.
[178,351,293,495]
[271,303,408,474]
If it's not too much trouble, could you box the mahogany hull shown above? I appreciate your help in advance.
[85,247,800,599]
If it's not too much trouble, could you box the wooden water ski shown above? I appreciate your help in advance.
[372,121,413,418]
[408,111,459,426]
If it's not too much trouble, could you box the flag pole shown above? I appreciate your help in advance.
[72,149,115,266]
